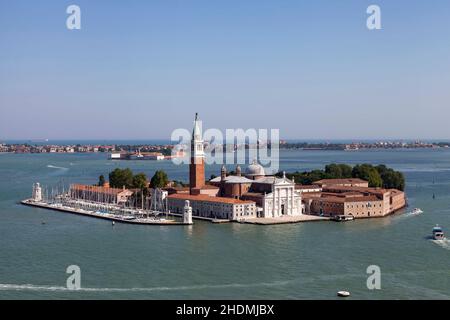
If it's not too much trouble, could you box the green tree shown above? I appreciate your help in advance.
[132,173,148,190]
[376,165,405,190]
[325,164,343,178]
[150,170,169,188]
[98,175,106,187]
[338,164,353,178]
[352,164,382,188]
[109,168,134,189]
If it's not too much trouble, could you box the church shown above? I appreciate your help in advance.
[210,162,303,218]
[167,114,303,221]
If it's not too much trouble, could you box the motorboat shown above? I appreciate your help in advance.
[332,215,355,222]
[432,225,445,240]
[410,208,423,215]
[337,291,351,297]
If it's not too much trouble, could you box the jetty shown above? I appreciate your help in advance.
[21,182,195,226]
[21,199,190,225]
[240,215,330,225]
[166,211,231,224]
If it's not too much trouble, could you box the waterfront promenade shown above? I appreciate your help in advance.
[21,199,326,225]
[241,215,330,225]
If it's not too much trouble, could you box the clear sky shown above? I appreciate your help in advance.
[1,0,449,140]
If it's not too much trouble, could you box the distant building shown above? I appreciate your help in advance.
[109,152,125,159]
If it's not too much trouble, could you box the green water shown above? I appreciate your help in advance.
[0,149,449,299]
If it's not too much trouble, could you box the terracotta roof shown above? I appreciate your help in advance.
[301,192,323,199]
[314,178,368,185]
[200,185,220,190]
[295,185,321,189]
[70,184,132,195]
[242,192,265,198]
[323,186,390,195]
[168,193,254,205]
[210,176,254,184]
[164,186,189,191]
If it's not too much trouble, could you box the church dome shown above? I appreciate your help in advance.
[245,160,265,177]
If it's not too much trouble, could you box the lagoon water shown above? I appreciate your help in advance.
[0,149,450,299]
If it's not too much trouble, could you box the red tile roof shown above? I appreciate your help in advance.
[314,178,368,185]
[168,193,254,205]
[70,184,132,195]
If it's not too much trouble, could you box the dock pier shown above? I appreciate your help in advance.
[21,199,191,226]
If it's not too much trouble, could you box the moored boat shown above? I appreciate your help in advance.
[332,215,354,222]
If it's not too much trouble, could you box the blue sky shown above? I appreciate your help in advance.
[1,0,449,140]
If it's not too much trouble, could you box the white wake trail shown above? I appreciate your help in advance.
[0,280,294,293]
[432,239,450,250]
[47,165,69,170]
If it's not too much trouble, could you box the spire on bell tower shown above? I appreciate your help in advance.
[189,113,205,193]
[191,113,204,159]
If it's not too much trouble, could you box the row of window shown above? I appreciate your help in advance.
[346,203,382,209]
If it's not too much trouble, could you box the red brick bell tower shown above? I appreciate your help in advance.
[189,113,205,194]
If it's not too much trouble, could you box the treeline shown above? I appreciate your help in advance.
[279,163,405,191]
[97,168,170,191]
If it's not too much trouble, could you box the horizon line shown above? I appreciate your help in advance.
[2,137,450,142]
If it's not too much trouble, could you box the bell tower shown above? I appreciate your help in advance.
[189,113,205,194]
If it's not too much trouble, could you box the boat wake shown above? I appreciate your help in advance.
[432,239,450,250]
[392,210,422,222]
[404,210,423,218]
[0,280,295,293]
[47,165,68,170]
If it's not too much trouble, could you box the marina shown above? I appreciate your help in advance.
[20,182,193,226]
[20,199,189,225]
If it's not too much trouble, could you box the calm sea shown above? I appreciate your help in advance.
[0,149,449,299]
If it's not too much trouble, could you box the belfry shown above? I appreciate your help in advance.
[189,113,205,194]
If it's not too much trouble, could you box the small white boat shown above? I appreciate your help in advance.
[121,215,136,220]
[337,291,350,297]
[432,225,445,240]
[333,215,354,222]
[411,208,423,215]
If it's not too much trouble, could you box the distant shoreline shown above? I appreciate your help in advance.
[2,139,449,155]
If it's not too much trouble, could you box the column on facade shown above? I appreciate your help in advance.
[272,187,276,218]
[292,187,296,214]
